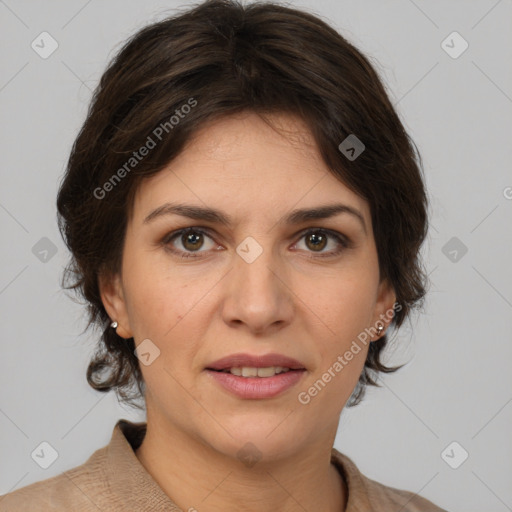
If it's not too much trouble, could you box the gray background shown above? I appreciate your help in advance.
[1,1,511,511]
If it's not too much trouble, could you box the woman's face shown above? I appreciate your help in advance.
[101,111,396,461]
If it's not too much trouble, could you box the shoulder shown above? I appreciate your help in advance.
[0,445,108,512]
[362,474,448,512]
[332,449,449,512]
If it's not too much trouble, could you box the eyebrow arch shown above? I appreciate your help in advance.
[143,202,367,234]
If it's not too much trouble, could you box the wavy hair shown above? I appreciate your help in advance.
[56,0,429,409]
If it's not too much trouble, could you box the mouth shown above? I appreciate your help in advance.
[204,353,307,399]
[207,366,299,377]
[206,352,306,372]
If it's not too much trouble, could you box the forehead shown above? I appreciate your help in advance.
[186,111,318,160]
[132,111,370,226]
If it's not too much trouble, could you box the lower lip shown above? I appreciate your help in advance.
[205,369,306,399]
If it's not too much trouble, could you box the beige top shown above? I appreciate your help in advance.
[0,419,448,511]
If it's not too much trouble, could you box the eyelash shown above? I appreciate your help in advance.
[160,227,350,260]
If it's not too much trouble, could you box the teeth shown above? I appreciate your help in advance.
[221,366,291,377]
[242,367,258,377]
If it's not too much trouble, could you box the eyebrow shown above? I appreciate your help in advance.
[143,201,367,234]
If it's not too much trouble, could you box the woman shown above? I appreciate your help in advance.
[0,0,448,510]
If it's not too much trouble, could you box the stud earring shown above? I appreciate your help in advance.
[110,321,118,329]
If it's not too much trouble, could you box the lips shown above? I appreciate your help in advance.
[206,353,306,371]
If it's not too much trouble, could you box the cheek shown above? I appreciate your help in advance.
[301,272,376,343]
[299,288,371,414]
[124,273,204,383]
[121,244,201,336]
[126,279,197,341]
[297,273,374,405]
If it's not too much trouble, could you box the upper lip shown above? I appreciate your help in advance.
[206,353,306,371]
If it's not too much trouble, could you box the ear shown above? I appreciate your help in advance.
[98,271,133,339]
[371,278,397,340]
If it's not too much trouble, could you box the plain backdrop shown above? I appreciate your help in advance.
[1,1,511,511]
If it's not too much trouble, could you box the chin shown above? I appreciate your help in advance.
[200,412,312,465]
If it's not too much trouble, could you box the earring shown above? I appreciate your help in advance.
[110,321,118,329]
[375,323,384,339]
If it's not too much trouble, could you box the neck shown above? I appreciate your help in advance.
[134,418,347,512]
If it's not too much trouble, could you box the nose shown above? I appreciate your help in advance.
[220,242,294,335]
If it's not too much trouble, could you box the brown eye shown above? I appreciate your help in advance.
[163,228,217,258]
[304,231,328,252]
[294,229,349,258]
[181,231,204,251]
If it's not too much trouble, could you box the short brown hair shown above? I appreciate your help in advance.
[56,0,429,409]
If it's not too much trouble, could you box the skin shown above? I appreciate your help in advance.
[100,111,396,512]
